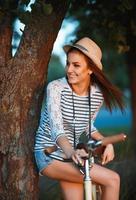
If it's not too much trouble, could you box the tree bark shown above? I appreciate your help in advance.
[0,1,70,199]
[0,15,12,67]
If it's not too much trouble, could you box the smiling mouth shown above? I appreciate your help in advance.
[68,76,75,78]
[67,74,78,78]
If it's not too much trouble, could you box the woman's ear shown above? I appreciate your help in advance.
[88,70,93,75]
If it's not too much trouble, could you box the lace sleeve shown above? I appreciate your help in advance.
[46,81,65,143]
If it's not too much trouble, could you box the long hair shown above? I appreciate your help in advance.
[86,56,124,112]
[67,47,124,112]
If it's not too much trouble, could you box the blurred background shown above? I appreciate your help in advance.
[13,0,136,199]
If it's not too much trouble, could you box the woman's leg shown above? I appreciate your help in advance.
[42,160,83,183]
[90,164,120,200]
[42,160,83,200]
[60,181,83,200]
[42,160,120,200]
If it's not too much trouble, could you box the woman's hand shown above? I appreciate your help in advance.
[101,144,115,165]
[57,136,88,165]
[71,149,89,166]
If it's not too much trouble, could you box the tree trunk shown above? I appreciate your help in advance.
[0,1,70,199]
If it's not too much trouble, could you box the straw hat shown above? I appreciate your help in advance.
[63,37,103,70]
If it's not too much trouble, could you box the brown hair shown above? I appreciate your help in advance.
[67,48,124,112]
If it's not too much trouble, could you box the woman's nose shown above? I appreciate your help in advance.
[67,64,74,73]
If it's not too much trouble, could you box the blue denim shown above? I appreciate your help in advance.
[34,150,53,175]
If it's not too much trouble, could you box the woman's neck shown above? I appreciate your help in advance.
[70,81,91,96]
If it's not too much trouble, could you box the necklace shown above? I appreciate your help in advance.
[72,87,91,149]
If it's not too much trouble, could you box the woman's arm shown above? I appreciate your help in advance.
[56,136,74,158]
[92,131,115,165]
[46,81,66,142]
[91,131,104,140]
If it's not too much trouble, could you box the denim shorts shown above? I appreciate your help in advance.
[34,150,85,176]
[34,150,53,176]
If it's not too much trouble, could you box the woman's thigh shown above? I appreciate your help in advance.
[42,160,84,183]
[90,163,120,187]
[42,160,118,186]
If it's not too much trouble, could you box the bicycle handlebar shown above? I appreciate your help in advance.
[87,133,126,150]
[44,133,127,160]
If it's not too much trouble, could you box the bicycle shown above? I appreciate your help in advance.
[44,133,126,200]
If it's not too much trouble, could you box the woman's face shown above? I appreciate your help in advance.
[66,50,92,85]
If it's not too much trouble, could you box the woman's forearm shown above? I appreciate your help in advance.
[56,135,74,158]
[92,131,113,148]
[91,131,104,140]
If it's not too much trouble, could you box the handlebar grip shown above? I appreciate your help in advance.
[101,133,127,146]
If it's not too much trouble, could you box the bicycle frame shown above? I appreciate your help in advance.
[84,158,92,200]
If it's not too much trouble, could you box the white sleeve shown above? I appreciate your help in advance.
[91,120,98,134]
[46,81,65,143]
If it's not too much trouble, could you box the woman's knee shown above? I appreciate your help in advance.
[108,171,120,188]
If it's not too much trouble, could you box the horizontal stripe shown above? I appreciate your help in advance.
[34,77,103,151]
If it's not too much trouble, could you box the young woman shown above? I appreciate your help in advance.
[34,37,124,200]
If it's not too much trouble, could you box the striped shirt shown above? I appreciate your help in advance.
[34,77,104,152]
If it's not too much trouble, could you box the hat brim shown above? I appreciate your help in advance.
[63,44,103,70]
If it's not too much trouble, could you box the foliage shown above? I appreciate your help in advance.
[0,0,19,20]
[18,1,53,24]
[69,0,136,53]
[0,0,53,25]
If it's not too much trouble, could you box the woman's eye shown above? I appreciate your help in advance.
[66,62,70,66]
[74,64,80,67]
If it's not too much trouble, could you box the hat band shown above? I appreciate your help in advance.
[74,44,88,52]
